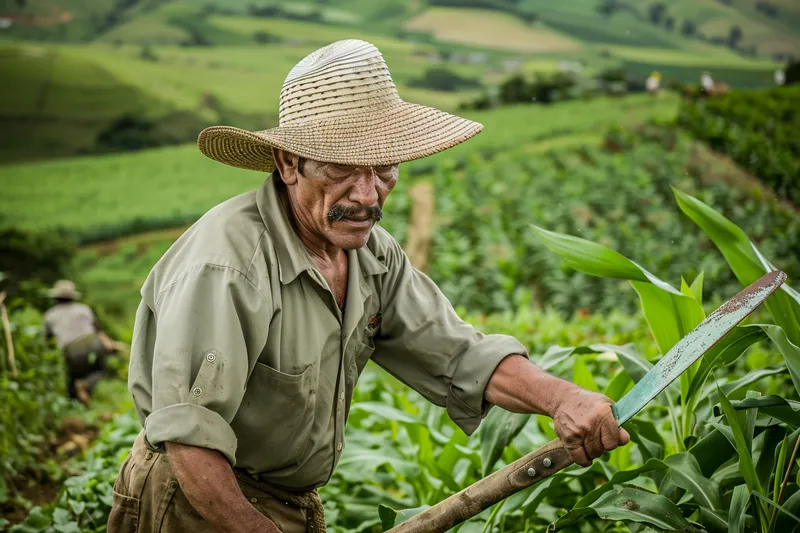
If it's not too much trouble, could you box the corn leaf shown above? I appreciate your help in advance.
[717,384,766,522]
[673,188,800,345]
[728,485,750,533]
[665,452,722,510]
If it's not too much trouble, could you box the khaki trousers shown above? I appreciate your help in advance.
[108,432,308,533]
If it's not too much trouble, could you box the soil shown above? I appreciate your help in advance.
[3,416,100,526]
[404,181,435,272]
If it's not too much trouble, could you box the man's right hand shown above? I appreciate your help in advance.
[166,442,282,533]
[551,386,630,467]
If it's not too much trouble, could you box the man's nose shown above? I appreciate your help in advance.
[349,168,380,206]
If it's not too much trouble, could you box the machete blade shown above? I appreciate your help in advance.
[611,270,786,425]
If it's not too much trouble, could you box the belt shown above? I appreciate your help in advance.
[234,471,326,533]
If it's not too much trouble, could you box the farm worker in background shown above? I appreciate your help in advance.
[775,69,786,85]
[44,280,116,404]
[645,71,661,95]
[109,40,630,533]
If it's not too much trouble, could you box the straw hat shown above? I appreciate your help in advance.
[49,280,81,300]
[198,39,483,172]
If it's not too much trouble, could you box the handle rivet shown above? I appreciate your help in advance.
[543,458,552,468]
[527,468,536,477]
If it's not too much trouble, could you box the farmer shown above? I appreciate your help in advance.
[44,280,115,404]
[109,40,630,533]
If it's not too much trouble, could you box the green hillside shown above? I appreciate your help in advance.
[0,0,793,164]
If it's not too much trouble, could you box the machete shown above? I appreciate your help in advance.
[387,270,787,533]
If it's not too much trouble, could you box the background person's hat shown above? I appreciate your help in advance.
[198,39,483,172]
[49,280,81,300]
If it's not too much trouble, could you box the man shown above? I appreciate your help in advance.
[44,279,115,404]
[109,40,629,533]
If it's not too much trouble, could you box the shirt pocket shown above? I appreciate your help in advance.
[236,361,317,471]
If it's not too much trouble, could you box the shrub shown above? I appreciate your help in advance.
[677,85,800,205]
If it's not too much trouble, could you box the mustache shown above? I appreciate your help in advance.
[327,204,383,223]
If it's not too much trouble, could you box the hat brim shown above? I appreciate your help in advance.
[197,102,483,172]
[49,290,80,299]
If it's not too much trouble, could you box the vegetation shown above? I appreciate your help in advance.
[678,85,800,205]
[1,299,70,516]
[2,2,799,531]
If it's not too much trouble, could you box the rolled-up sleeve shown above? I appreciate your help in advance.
[372,238,528,435]
[143,263,271,465]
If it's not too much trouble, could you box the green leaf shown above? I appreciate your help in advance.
[664,452,722,510]
[757,324,800,396]
[479,409,530,477]
[690,429,736,477]
[378,504,429,529]
[728,485,750,533]
[555,486,701,531]
[673,187,800,345]
[752,491,800,524]
[734,395,800,427]
[530,225,651,284]
[716,384,766,522]
[574,458,668,508]
[537,345,577,371]
[777,490,800,533]
[573,356,599,392]
[604,369,633,402]
[53,507,71,525]
[631,280,704,355]
[350,402,419,424]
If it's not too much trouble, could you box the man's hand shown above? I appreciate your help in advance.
[166,442,282,533]
[485,354,629,467]
[551,387,630,466]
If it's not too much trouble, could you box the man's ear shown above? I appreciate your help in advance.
[273,148,300,185]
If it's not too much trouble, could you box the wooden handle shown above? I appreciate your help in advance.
[386,438,574,533]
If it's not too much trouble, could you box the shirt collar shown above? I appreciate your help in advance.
[256,175,388,285]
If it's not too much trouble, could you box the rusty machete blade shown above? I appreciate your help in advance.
[611,270,786,425]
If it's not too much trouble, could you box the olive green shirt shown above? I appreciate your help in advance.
[129,176,528,490]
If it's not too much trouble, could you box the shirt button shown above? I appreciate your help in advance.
[169,481,178,490]
[145,451,153,460]
[250,497,258,503]
[192,387,202,396]
[339,392,345,402]
[337,441,343,452]
[206,353,216,363]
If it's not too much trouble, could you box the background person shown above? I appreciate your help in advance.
[44,279,116,404]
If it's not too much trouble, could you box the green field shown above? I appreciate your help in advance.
[3,3,800,532]
[0,94,678,239]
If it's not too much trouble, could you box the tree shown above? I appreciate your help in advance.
[727,25,743,49]
[681,19,696,37]
[648,2,667,25]
[665,16,675,31]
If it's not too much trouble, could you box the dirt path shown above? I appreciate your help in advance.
[404,181,435,272]
[82,226,189,255]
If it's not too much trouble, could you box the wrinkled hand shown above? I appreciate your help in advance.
[552,387,630,467]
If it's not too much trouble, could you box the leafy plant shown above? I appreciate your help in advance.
[526,188,800,532]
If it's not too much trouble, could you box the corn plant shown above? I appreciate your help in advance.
[525,188,800,532]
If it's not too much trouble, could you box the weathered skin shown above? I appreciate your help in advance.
[166,443,281,533]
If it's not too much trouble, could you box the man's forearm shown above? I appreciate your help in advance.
[165,442,280,533]
[483,354,578,417]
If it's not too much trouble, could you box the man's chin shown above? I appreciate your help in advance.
[328,223,373,249]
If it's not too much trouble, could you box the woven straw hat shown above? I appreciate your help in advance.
[49,280,81,300]
[198,39,483,172]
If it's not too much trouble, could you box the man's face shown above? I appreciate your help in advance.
[278,152,398,250]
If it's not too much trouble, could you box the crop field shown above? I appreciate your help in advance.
[3,3,800,532]
[404,8,580,53]
[0,94,679,240]
[5,95,800,533]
